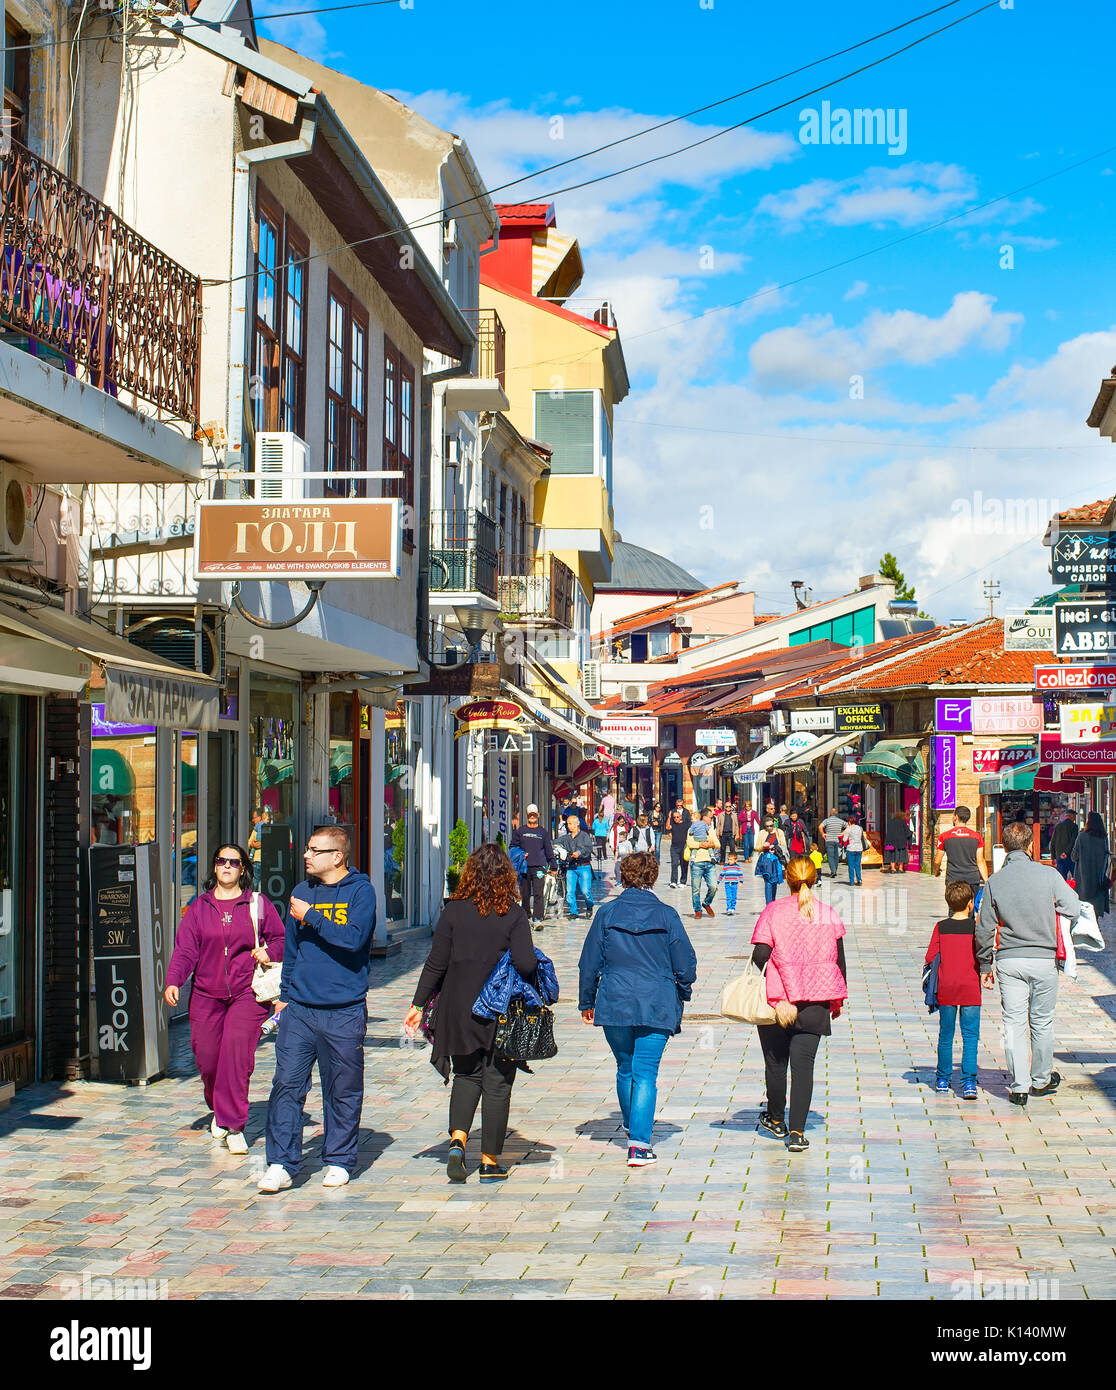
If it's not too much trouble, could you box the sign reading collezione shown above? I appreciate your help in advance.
[1035,663,1116,691]
[194,499,400,580]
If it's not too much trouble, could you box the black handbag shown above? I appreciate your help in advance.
[493,996,558,1062]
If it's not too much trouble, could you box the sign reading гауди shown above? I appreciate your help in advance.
[193,499,401,580]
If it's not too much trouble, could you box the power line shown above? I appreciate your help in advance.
[206,0,1000,289]
[617,420,1110,452]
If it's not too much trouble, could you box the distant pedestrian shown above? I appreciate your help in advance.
[751,856,848,1152]
[630,814,656,855]
[258,827,377,1192]
[687,807,721,920]
[1050,809,1078,880]
[600,787,617,830]
[404,844,539,1184]
[738,803,758,862]
[785,811,811,860]
[841,817,866,885]
[614,825,632,885]
[925,880,988,1099]
[165,843,284,1156]
[718,849,746,916]
[818,806,847,879]
[668,807,690,889]
[510,804,557,930]
[650,801,665,858]
[882,810,913,873]
[556,814,596,920]
[1071,811,1110,920]
[716,803,736,863]
[977,820,1081,1107]
[934,806,987,901]
[579,851,697,1167]
[778,804,791,835]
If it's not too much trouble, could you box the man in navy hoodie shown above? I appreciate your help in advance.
[258,825,376,1192]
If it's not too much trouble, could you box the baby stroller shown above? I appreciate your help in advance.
[542,868,560,921]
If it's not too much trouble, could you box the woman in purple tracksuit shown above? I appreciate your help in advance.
[165,842,284,1154]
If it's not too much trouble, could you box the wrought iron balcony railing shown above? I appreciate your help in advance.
[0,139,203,427]
[498,552,576,628]
[461,307,505,388]
[427,508,499,600]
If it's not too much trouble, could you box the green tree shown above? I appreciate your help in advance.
[878,552,916,602]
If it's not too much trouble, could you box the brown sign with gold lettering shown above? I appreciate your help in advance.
[194,499,400,580]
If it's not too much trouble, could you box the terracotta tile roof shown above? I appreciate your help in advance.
[493,203,555,223]
[1050,496,1115,526]
[818,620,1052,692]
[598,582,742,642]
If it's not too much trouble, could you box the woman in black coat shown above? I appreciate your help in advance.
[404,843,538,1184]
[883,810,913,873]
[1071,811,1110,919]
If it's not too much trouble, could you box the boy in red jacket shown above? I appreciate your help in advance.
[925,880,990,1099]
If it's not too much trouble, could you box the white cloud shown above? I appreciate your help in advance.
[844,280,869,300]
[756,163,976,229]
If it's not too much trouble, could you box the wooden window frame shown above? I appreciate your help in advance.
[325,273,369,498]
[4,17,31,148]
[384,335,416,552]
[280,217,308,436]
[250,190,308,440]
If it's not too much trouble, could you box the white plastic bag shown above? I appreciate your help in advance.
[1071,900,1105,952]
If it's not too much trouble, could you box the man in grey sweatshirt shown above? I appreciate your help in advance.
[976,820,1081,1107]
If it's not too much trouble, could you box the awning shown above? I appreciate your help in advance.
[734,734,818,784]
[983,760,1086,795]
[858,738,925,788]
[772,731,857,773]
[500,679,596,758]
[90,748,135,796]
[692,752,741,773]
[526,651,603,723]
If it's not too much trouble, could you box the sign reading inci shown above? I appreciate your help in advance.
[194,499,400,579]
[694,727,736,747]
[1058,703,1116,743]
[453,699,524,737]
[1050,530,1116,587]
[970,696,1043,735]
[1053,602,1116,659]
[833,704,882,732]
[599,715,659,748]
[791,709,836,732]
[1003,610,1055,651]
[972,746,1034,773]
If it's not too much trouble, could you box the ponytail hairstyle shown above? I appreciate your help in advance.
[784,855,818,921]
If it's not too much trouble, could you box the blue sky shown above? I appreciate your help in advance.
[258,0,1116,619]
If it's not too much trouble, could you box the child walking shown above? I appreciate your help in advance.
[718,850,747,916]
[925,879,988,1098]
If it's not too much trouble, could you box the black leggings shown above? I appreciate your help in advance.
[520,873,544,920]
[757,1024,821,1134]
[449,1049,518,1154]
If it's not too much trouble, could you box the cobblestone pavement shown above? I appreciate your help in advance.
[3,860,1116,1300]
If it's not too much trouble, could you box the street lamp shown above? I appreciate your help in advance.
[451,603,500,663]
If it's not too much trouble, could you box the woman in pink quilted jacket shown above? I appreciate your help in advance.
[749,856,848,1152]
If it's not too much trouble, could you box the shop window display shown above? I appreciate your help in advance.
[0,696,25,1037]
[249,676,299,921]
[90,704,157,845]
[384,701,410,921]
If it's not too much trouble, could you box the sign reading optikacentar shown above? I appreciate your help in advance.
[194,499,400,579]
[1050,530,1116,587]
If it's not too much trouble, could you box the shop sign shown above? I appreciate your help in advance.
[690,751,713,768]
[104,665,218,732]
[748,727,766,743]
[1040,735,1116,768]
[624,748,652,766]
[842,756,859,773]
[1057,703,1116,743]
[783,732,818,756]
[453,699,524,736]
[935,698,972,733]
[972,746,1034,773]
[486,731,534,752]
[488,753,512,841]
[695,726,736,746]
[194,499,400,579]
[406,662,501,697]
[659,725,676,750]
[1053,602,1116,659]
[1004,610,1055,651]
[1050,529,1116,587]
[970,696,1043,735]
[662,751,682,765]
[834,704,883,733]
[1035,663,1116,690]
[932,735,957,810]
[791,709,835,732]
[599,715,658,747]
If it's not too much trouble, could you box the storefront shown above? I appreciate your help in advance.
[979,761,1086,861]
[858,737,926,870]
[384,700,416,922]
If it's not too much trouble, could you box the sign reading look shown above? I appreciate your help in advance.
[194,499,400,580]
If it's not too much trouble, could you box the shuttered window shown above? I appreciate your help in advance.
[534,391,595,474]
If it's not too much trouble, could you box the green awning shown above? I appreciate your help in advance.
[1002,760,1037,792]
[858,739,925,787]
[91,748,135,796]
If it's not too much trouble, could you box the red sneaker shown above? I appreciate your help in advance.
[703,905,715,917]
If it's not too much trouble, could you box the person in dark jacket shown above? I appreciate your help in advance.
[405,844,538,1184]
[1071,811,1110,919]
[165,843,284,1155]
[556,814,596,920]
[578,851,697,1167]
[258,826,377,1193]
[1050,810,1078,880]
[925,880,989,1099]
[510,804,557,929]
[883,810,913,873]
[668,806,690,889]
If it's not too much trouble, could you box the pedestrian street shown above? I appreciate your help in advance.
[2,861,1115,1301]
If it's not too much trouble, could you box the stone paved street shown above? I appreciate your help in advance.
[3,859,1116,1300]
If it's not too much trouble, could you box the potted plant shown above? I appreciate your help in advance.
[445,818,469,900]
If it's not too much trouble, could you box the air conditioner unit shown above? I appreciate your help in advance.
[0,461,35,562]
[674,613,692,631]
[253,432,311,503]
[582,660,601,702]
[621,683,647,704]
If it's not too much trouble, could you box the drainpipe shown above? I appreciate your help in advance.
[421,354,472,665]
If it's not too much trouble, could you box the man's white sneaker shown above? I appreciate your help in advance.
[225,1131,248,1155]
[322,1166,350,1188]
[210,1117,228,1139]
[257,1163,292,1193]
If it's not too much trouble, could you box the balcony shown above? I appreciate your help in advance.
[443,307,508,413]
[499,553,575,628]
[0,140,204,484]
[426,509,500,616]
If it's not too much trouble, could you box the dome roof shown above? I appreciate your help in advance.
[598,540,703,593]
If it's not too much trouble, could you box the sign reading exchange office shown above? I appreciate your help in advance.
[194,500,400,580]
[833,704,883,732]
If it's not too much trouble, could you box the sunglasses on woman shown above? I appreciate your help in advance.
[214,856,243,868]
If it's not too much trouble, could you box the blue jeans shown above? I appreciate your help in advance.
[847,850,862,884]
[265,999,367,1174]
[602,1025,671,1146]
[936,1004,981,1088]
[826,842,840,877]
[690,860,717,912]
[654,830,663,858]
[724,882,738,911]
[764,880,778,904]
[741,829,754,859]
[566,863,593,916]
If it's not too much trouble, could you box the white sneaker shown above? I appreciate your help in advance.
[210,1117,228,1139]
[257,1163,292,1193]
[225,1131,248,1155]
[322,1166,350,1188]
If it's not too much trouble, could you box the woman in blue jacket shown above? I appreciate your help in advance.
[578,850,697,1167]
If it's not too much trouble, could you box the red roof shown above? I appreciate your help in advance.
[1050,497,1115,526]
[493,203,555,225]
[598,582,742,642]
[818,620,1052,693]
[479,269,616,339]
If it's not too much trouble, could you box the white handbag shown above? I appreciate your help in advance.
[249,892,283,1004]
[720,960,777,1025]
